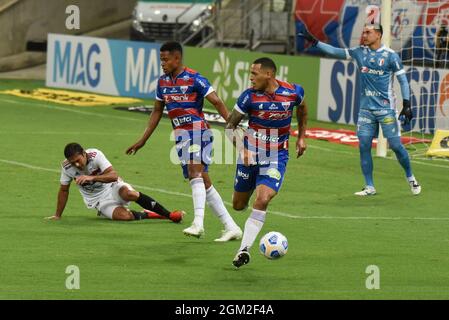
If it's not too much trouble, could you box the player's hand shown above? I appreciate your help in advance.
[296,138,307,158]
[240,148,256,166]
[75,175,94,185]
[44,215,61,220]
[297,28,318,46]
[126,140,145,155]
[399,100,413,124]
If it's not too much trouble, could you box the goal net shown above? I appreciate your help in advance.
[389,0,449,159]
[295,0,449,160]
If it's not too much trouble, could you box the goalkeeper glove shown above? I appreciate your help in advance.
[399,99,413,124]
[297,28,318,46]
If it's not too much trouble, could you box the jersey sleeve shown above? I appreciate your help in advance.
[390,52,405,76]
[194,74,215,98]
[346,46,361,60]
[234,90,251,114]
[60,168,72,186]
[92,150,113,173]
[294,84,305,105]
[155,80,164,101]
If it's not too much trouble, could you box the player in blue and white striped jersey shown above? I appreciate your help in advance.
[299,24,421,196]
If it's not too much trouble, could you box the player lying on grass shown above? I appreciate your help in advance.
[45,143,184,222]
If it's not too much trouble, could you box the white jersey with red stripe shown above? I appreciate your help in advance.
[60,148,113,208]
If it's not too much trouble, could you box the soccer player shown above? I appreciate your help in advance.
[126,41,242,241]
[226,57,308,268]
[46,143,184,222]
[298,24,421,196]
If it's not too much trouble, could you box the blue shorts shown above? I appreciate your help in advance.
[357,109,401,138]
[234,150,288,193]
[175,129,213,179]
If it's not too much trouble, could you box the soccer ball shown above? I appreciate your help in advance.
[259,231,288,259]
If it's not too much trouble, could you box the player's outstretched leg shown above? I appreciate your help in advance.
[233,185,274,269]
[183,176,206,238]
[119,186,185,222]
[388,136,421,195]
[203,173,242,241]
[355,136,376,196]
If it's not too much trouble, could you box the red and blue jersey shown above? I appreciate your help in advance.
[234,80,305,151]
[156,67,214,131]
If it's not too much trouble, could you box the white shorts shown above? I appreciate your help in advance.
[94,181,135,219]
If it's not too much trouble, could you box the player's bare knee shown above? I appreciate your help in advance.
[112,209,133,221]
[233,201,248,211]
[119,187,138,201]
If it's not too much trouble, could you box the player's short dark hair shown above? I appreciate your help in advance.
[160,41,183,56]
[253,57,277,73]
[375,24,383,37]
[64,143,84,159]
[365,23,383,37]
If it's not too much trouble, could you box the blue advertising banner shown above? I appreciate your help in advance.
[46,34,162,99]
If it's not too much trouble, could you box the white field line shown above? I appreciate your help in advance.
[1,158,449,221]
[0,97,170,125]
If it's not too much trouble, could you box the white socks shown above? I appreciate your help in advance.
[206,185,239,231]
[239,208,266,251]
[190,178,206,228]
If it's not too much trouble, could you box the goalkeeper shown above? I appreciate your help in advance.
[298,23,421,196]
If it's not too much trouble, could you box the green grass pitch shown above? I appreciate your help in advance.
[1,79,449,299]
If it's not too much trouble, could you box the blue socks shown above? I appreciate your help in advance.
[358,136,374,187]
[388,136,413,178]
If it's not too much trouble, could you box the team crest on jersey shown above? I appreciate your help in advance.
[180,86,188,94]
[378,58,385,66]
[281,102,290,110]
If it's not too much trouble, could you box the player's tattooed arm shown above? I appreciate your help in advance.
[126,100,165,155]
[206,92,230,121]
[45,184,70,220]
[296,99,308,158]
[225,109,244,130]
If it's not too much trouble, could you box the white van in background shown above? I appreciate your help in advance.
[130,0,215,45]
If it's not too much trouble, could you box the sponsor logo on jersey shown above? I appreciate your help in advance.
[281,102,290,110]
[165,94,189,102]
[252,131,280,143]
[172,116,192,127]
[361,67,385,76]
[197,79,207,88]
[237,169,250,180]
[188,144,201,154]
[383,116,396,124]
[364,89,381,97]
[357,117,372,124]
[258,103,264,109]
[266,168,281,181]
